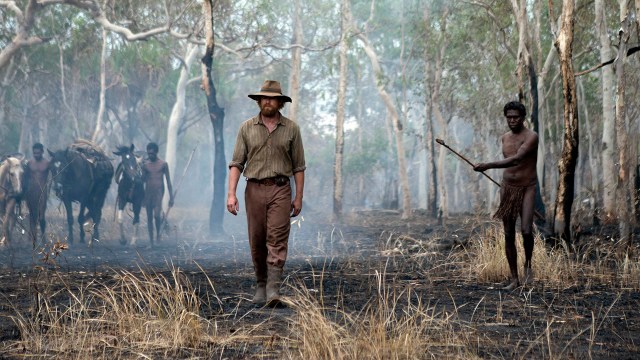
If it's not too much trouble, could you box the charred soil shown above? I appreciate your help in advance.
[0,207,638,359]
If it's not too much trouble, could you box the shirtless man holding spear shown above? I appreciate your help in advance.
[474,101,538,290]
[439,101,538,290]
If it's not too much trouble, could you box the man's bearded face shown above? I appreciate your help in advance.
[33,148,44,161]
[259,97,281,117]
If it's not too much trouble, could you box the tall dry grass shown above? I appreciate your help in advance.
[7,266,222,358]
[462,222,640,289]
[286,271,479,360]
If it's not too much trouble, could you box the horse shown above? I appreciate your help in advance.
[113,144,144,245]
[0,156,25,247]
[48,144,114,244]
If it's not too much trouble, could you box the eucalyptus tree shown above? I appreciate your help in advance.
[345,0,421,219]
[595,0,617,219]
[549,0,579,243]
[1,0,198,151]
[333,0,350,220]
[613,1,635,243]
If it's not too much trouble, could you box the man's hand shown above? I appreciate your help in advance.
[227,194,239,215]
[291,197,302,217]
[473,163,489,172]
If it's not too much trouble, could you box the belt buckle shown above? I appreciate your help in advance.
[275,177,288,186]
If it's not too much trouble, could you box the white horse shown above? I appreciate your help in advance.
[0,156,24,246]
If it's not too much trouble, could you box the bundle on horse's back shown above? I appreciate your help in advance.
[70,139,110,164]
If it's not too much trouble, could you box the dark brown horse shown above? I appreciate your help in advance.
[48,144,113,244]
[113,144,144,245]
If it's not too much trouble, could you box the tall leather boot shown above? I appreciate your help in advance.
[252,267,267,305]
[266,267,283,306]
[252,281,267,305]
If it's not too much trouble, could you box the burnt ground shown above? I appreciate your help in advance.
[0,206,639,359]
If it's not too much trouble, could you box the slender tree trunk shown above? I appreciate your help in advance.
[288,0,302,120]
[614,1,632,243]
[512,0,547,225]
[596,0,617,220]
[511,0,529,103]
[422,5,437,217]
[166,44,199,189]
[431,5,450,219]
[18,97,32,154]
[333,0,349,220]
[58,41,80,139]
[202,0,226,236]
[351,19,411,219]
[355,69,366,206]
[551,0,579,244]
[537,9,561,210]
[577,79,599,209]
[92,27,108,145]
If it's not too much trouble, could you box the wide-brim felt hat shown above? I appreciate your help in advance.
[248,80,292,103]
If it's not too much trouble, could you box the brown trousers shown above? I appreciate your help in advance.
[245,181,291,281]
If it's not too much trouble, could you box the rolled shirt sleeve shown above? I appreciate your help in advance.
[228,124,248,172]
[290,123,306,174]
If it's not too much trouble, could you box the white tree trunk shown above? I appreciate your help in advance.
[615,0,632,241]
[431,6,450,219]
[165,44,199,189]
[552,0,579,242]
[92,27,108,144]
[596,0,617,219]
[333,0,349,220]
[352,21,412,219]
[510,0,530,102]
[287,0,303,120]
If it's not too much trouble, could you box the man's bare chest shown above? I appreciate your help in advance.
[502,135,526,157]
[29,161,49,174]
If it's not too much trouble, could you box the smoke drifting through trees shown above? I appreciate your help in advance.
[0,1,639,242]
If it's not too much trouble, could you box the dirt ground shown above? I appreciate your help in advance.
[0,206,639,359]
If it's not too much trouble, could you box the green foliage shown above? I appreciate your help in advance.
[0,0,639,214]
[344,129,387,174]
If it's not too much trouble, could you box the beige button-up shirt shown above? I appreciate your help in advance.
[229,113,306,180]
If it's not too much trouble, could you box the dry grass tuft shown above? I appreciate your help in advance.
[286,271,478,359]
[8,266,217,358]
[461,222,640,289]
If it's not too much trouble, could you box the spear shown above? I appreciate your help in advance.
[435,138,545,221]
[435,138,501,187]
[161,145,198,230]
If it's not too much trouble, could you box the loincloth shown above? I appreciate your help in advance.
[144,186,164,208]
[493,183,534,221]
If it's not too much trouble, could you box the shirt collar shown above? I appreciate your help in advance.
[252,113,286,126]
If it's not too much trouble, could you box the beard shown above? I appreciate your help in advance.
[259,103,279,117]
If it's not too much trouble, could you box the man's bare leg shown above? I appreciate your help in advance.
[503,218,520,290]
[522,233,534,285]
[146,206,155,245]
[154,205,162,242]
[521,185,536,286]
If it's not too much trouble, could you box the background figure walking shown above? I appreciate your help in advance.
[24,143,50,247]
[227,80,306,306]
[142,142,174,247]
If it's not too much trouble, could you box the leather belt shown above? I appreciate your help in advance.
[248,176,289,186]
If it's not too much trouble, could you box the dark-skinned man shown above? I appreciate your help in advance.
[474,101,538,290]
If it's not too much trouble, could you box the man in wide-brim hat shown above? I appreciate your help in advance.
[247,80,293,103]
[227,80,306,307]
